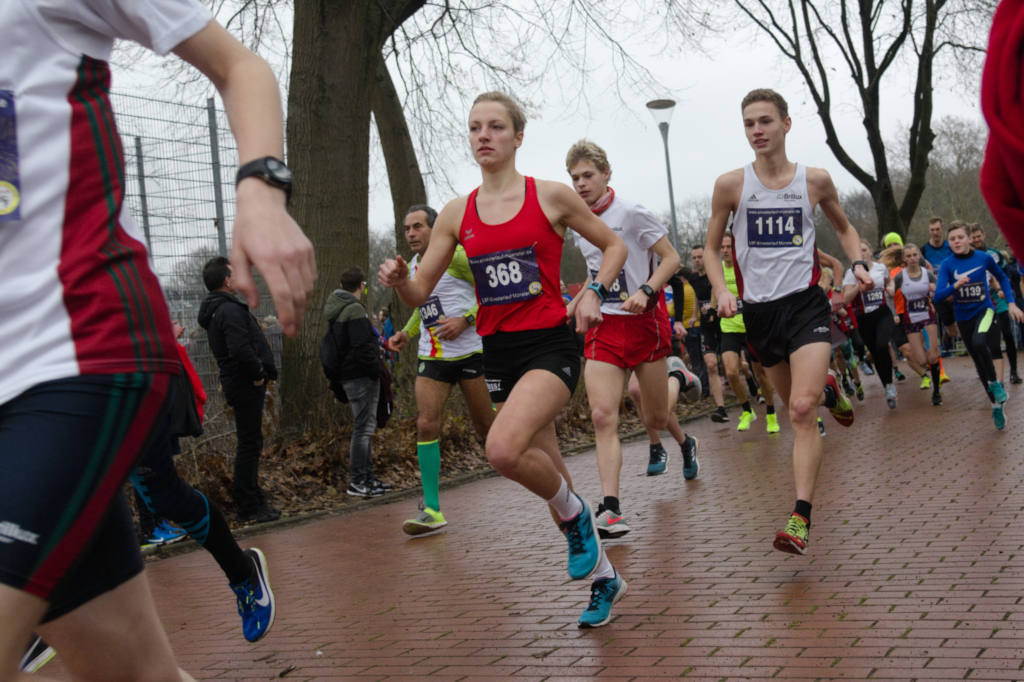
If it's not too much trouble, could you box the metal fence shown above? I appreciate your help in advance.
[113,92,283,444]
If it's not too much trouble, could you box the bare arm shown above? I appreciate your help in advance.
[379,198,462,307]
[813,168,873,290]
[174,21,315,338]
[541,181,627,331]
[621,236,680,314]
[816,249,844,281]
[705,172,739,317]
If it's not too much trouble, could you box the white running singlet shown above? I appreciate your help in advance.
[842,262,888,314]
[895,269,936,324]
[573,195,666,315]
[405,247,482,360]
[732,163,818,303]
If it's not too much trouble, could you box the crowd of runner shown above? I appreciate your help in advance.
[4,1,1022,677]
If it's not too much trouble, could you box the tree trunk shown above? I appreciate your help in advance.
[280,1,424,433]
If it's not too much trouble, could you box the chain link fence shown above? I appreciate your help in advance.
[113,92,283,446]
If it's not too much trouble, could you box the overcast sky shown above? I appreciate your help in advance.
[364,15,985,241]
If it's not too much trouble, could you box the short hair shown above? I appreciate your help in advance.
[741,88,789,120]
[690,244,705,251]
[472,91,527,133]
[969,223,985,234]
[928,216,943,226]
[202,256,231,292]
[339,267,365,292]
[947,220,968,236]
[565,139,610,174]
[405,204,437,228]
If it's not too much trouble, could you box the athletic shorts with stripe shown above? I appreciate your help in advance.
[418,353,485,384]
[0,372,172,620]
[584,309,671,369]
[743,286,832,368]
[482,324,580,404]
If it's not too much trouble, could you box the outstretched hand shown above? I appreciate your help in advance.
[378,256,409,288]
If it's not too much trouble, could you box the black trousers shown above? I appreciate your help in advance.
[227,383,267,514]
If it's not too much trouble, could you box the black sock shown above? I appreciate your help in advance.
[766,404,776,415]
[603,496,620,515]
[930,362,941,390]
[203,502,254,585]
[742,401,752,412]
[822,383,837,409]
[794,499,812,524]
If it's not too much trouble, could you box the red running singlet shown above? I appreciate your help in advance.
[459,177,567,336]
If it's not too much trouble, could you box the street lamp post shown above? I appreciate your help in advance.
[646,99,680,253]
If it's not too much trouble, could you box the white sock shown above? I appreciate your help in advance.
[547,476,582,520]
[591,550,615,581]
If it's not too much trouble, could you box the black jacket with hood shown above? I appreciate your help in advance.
[323,288,380,381]
[198,291,277,395]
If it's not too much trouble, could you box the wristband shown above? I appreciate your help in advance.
[639,284,655,298]
[852,260,869,273]
[587,281,608,302]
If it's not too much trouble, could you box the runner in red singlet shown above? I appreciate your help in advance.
[379,92,629,628]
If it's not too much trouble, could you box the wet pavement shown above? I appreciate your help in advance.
[49,357,1024,680]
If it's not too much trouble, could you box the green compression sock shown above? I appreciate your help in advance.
[417,439,441,511]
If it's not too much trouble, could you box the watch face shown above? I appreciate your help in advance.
[266,158,293,184]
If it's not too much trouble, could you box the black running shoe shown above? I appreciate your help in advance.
[710,406,728,423]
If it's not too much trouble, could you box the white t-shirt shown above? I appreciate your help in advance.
[0,0,211,405]
[573,195,667,315]
[843,262,889,314]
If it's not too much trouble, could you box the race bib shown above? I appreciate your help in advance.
[908,297,929,313]
[746,207,803,248]
[735,298,744,313]
[863,288,885,307]
[956,283,985,304]
[589,269,629,302]
[418,295,445,328]
[0,91,22,222]
[468,246,543,306]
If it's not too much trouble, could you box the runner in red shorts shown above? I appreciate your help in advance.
[563,139,681,539]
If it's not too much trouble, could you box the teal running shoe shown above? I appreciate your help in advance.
[578,571,628,628]
[990,380,1008,405]
[646,443,669,476]
[993,404,1006,431]
[682,435,700,480]
[230,548,276,642]
[559,495,601,580]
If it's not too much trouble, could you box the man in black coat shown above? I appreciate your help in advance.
[199,256,281,523]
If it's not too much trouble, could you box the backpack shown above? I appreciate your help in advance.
[376,359,394,427]
[319,317,350,402]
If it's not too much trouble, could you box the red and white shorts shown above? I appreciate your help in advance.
[584,309,671,369]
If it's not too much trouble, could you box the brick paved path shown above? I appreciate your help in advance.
[49,357,1024,680]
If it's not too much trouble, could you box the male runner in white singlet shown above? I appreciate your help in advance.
[705,89,872,556]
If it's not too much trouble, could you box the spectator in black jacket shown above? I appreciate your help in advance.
[323,268,391,498]
[198,256,281,523]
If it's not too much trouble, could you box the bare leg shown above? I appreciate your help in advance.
[584,360,629,499]
[459,375,496,441]
[721,350,749,405]
[704,352,724,407]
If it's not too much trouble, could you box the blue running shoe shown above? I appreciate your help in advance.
[993,404,1006,431]
[646,443,668,476]
[990,380,1008,405]
[559,496,601,580]
[682,435,700,480]
[151,519,186,545]
[230,548,276,642]
[578,571,628,628]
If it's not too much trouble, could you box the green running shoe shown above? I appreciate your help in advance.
[402,507,448,536]
[773,513,810,555]
[765,412,780,434]
[993,404,1006,431]
[737,410,756,431]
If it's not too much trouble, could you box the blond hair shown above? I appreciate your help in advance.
[471,91,527,133]
[565,139,610,174]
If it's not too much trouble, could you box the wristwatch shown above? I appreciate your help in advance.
[852,260,869,273]
[236,156,293,203]
[639,284,655,298]
[587,281,609,302]
[464,313,476,326]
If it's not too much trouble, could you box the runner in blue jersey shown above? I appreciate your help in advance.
[935,222,1024,429]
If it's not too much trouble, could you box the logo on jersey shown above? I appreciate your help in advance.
[777,192,803,200]
[463,228,475,241]
[486,378,503,393]
[953,266,982,280]
[747,193,760,202]
[792,235,803,246]
[528,281,543,295]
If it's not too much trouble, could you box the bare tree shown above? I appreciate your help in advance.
[694,0,994,240]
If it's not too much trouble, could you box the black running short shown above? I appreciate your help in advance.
[719,331,748,356]
[482,324,581,403]
[936,298,956,327]
[891,318,909,348]
[417,353,485,384]
[0,373,172,620]
[743,286,832,368]
[700,323,721,356]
